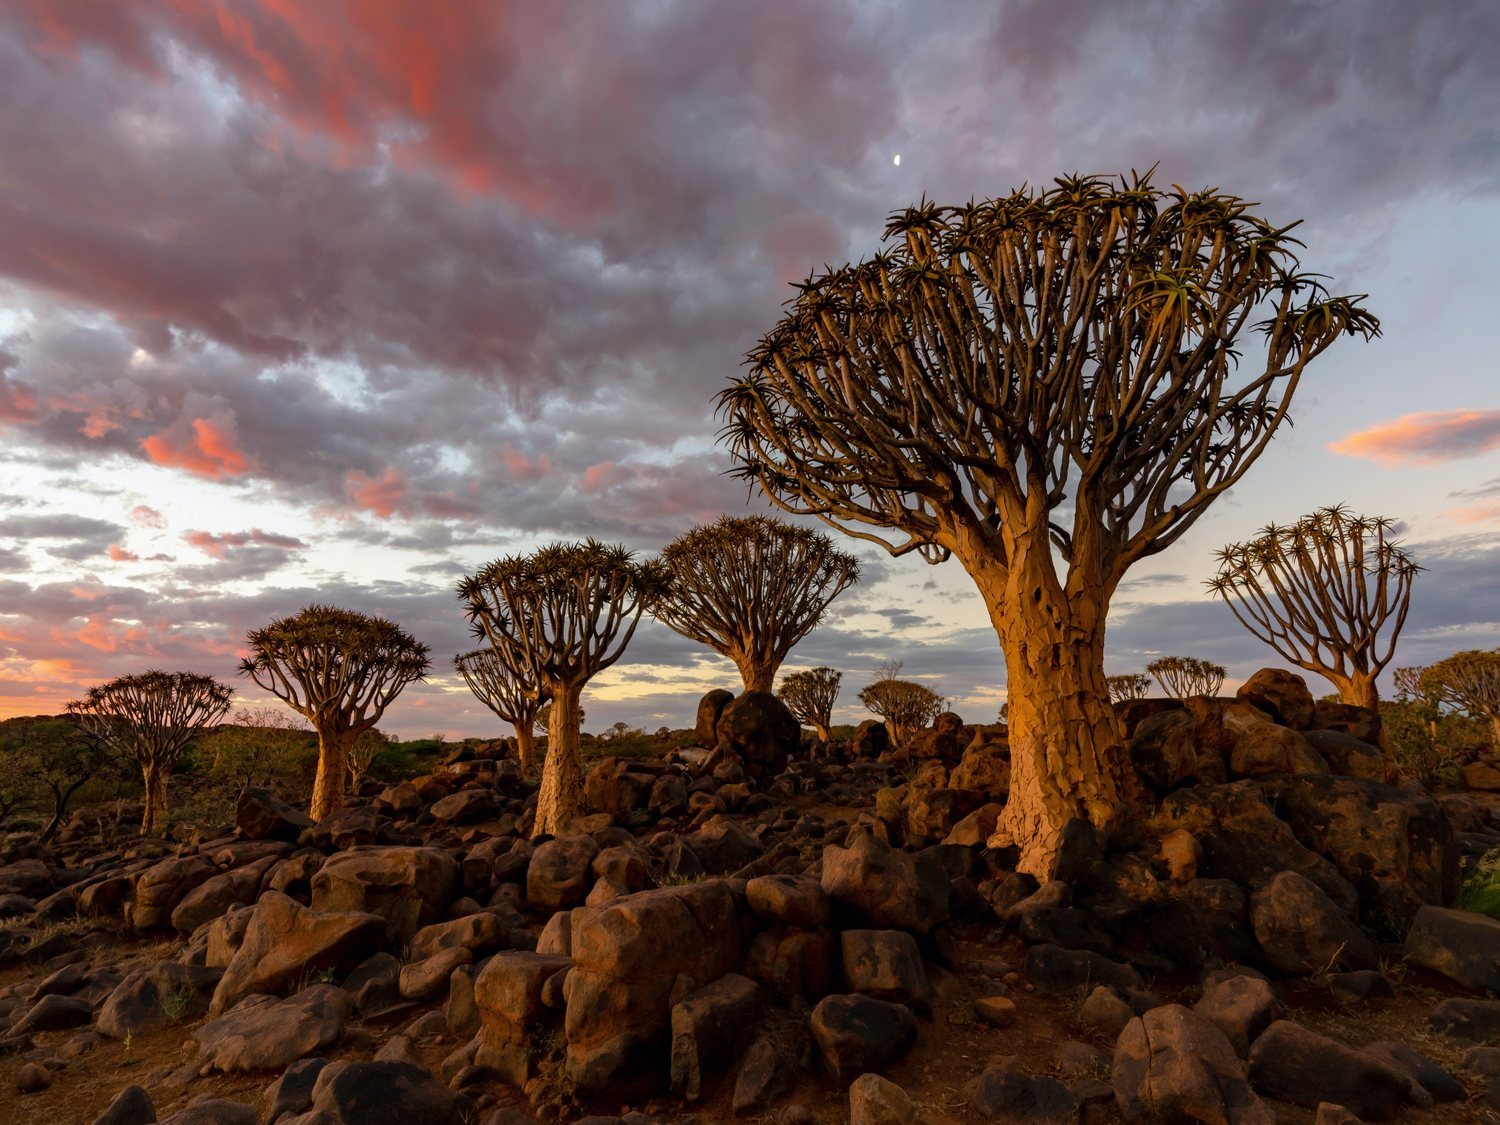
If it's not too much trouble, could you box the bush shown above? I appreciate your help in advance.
[1456,850,1500,921]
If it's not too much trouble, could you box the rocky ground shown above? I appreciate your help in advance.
[2,669,1499,1124]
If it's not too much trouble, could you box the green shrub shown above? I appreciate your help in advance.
[1456,850,1500,921]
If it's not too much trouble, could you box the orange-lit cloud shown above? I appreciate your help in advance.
[107,544,139,562]
[1330,410,1500,465]
[184,528,308,559]
[141,417,252,479]
[346,467,408,518]
[129,505,167,529]
[1444,499,1500,525]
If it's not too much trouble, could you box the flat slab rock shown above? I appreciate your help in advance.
[194,985,347,1074]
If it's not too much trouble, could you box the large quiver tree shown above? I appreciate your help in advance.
[654,516,859,692]
[454,648,549,772]
[718,172,1379,876]
[241,605,430,820]
[1209,506,1418,709]
[68,670,232,834]
[458,541,669,838]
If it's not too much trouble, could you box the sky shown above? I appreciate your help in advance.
[1,0,1498,739]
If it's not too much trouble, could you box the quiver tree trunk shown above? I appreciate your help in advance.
[735,656,777,695]
[534,683,585,838]
[979,550,1140,879]
[141,766,168,835]
[1326,669,1380,711]
[514,725,539,774]
[311,728,354,821]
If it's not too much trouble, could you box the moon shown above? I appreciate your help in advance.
[893,154,901,166]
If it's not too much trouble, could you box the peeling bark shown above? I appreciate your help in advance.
[534,682,585,838]
[310,727,353,822]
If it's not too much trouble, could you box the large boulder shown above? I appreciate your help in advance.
[840,929,932,1013]
[809,994,917,1084]
[1226,722,1328,779]
[170,857,277,934]
[97,963,222,1038]
[564,878,746,1096]
[1259,774,1458,932]
[195,986,347,1074]
[821,830,949,934]
[526,835,601,910]
[1236,669,1316,730]
[1129,709,1226,791]
[235,788,312,842]
[129,856,217,931]
[1113,1004,1273,1123]
[1405,906,1500,994]
[473,951,573,1085]
[311,846,459,946]
[669,973,764,1100]
[208,891,385,1016]
[1249,871,1377,975]
[694,689,735,747]
[683,814,764,874]
[305,1061,474,1125]
[583,758,655,818]
[1247,1020,1416,1120]
[715,691,801,767]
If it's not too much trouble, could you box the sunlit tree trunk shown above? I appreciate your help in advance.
[1331,670,1380,711]
[735,657,777,695]
[975,541,1138,878]
[812,721,831,742]
[311,728,353,821]
[514,725,539,774]
[141,766,168,835]
[534,682,584,838]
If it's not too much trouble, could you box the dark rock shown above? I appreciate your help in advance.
[235,789,312,842]
[732,1024,806,1116]
[1428,997,1500,1043]
[1249,870,1377,975]
[1025,944,1142,994]
[430,789,497,825]
[966,1056,1079,1122]
[473,951,573,1086]
[10,991,94,1035]
[195,986,348,1073]
[1328,969,1393,1004]
[852,719,890,759]
[1130,709,1224,791]
[1364,1040,1466,1103]
[130,856,217,931]
[1194,974,1281,1056]
[262,1056,329,1121]
[1247,1020,1414,1120]
[91,1083,157,1125]
[1303,730,1392,781]
[171,858,277,935]
[16,1062,50,1093]
[821,830,949,934]
[849,1072,917,1125]
[1113,1004,1272,1123]
[306,1060,475,1124]
[715,691,800,766]
[1237,669,1315,729]
[311,846,460,947]
[669,973,763,1100]
[683,815,763,874]
[98,963,222,1038]
[1404,905,1500,994]
[840,929,931,1013]
[398,946,470,1001]
[809,993,917,1084]
[694,689,735,747]
[526,835,601,910]
[1313,701,1382,744]
[1017,906,1115,955]
[745,874,830,927]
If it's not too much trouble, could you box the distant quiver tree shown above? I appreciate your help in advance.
[1209,506,1418,709]
[653,515,859,692]
[241,605,430,821]
[1106,673,1153,703]
[1420,649,1500,746]
[1147,656,1226,699]
[778,666,843,741]
[858,676,944,748]
[718,170,1379,874]
[458,541,669,838]
[68,670,232,834]
[454,647,549,772]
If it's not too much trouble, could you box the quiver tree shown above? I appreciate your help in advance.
[1107,673,1152,703]
[858,676,944,748]
[779,666,843,740]
[241,605,430,821]
[0,716,113,843]
[1208,506,1418,709]
[454,648,549,772]
[1147,656,1226,699]
[1421,649,1500,746]
[458,541,669,837]
[67,671,232,834]
[718,171,1378,874]
[653,516,859,692]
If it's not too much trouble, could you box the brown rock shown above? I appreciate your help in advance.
[311,846,460,946]
[1114,1004,1273,1124]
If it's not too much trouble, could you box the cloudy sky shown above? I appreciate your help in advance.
[1,0,1497,738]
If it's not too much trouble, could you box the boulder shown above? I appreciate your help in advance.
[669,973,764,1100]
[564,879,745,1095]
[965,1056,1080,1122]
[195,986,347,1073]
[473,951,573,1085]
[744,925,833,1000]
[1130,709,1224,791]
[1236,669,1316,729]
[409,910,513,960]
[235,789,312,842]
[398,946,471,1001]
[1428,997,1500,1042]
[694,689,735,747]
[852,719,891,759]
[158,1098,254,1125]
[1405,906,1500,994]
[1025,944,1142,994]
[821,830,949,934]
[715,691,801,766]
[526,835,601,910]
[850,1072,917,1125]
[1313,700,1382,744]
[311,847,459,946]
[11,992,94,1035]
[130,856,217,930]
[261,1056,329,1122]
[1461,761,1500,791]
[840,929,932,1013]
[584,758,655,818]
[732,1024,807,1115]
[1194,973,1280,1057]
[429,789,497,825]
[1113,1004,1273,1123]
[1227,722,1328,778]
[97,963,221,1038]
[208,890,385,1017]
[170,858,276,934]
[745,874,830,927]
[683,814,763,874]
[1247,1021,1414,1120]
[306,1060,475,1124]
[1363,1040,1467,1104]
[1249,871,1377,975]
[90,1084,157,1125]
[1303,730,1393,781]
[809,994,917,1084]
[948,743,1010,795]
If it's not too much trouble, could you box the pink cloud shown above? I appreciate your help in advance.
[1330,410,1500,465]
[580,461,616,493]
[107,544,139,562]
[184,528,308,559]
[141,417,252,479]
[1444,499,1500,525]
[346,467,408,518]
[129,505,167,529]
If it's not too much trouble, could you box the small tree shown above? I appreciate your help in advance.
[345,728,388,791]
[67,670,233,834]
[718,172,1378,874]
[1147,656,1226,700]
[1106,673,1152,703]
[241,605,431,821]
[458,541,669,837]
[1386,666,1488,788]
[1421,649,1500,747]
[779,666,843,741]
[203,708,311,794]
[454,648,548,772]
[654,516,859,692]
[1209,506,1418,709]
[0,741,33,830]
[859,676,944,748]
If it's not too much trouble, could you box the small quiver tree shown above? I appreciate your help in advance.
[718,171,1379,875]
[779,666,843,741]
[1421,649,1500,749]
[458,541,669,838]
[1107,673,1153,703]
[654,516,859,693]
[454,648,549,773]
[345,729,387,792]
[1147,656,1226,700]
[1209,506,1418,709]
[241,605,430,821]
[859,676,944,749]
[67,671,232,834]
